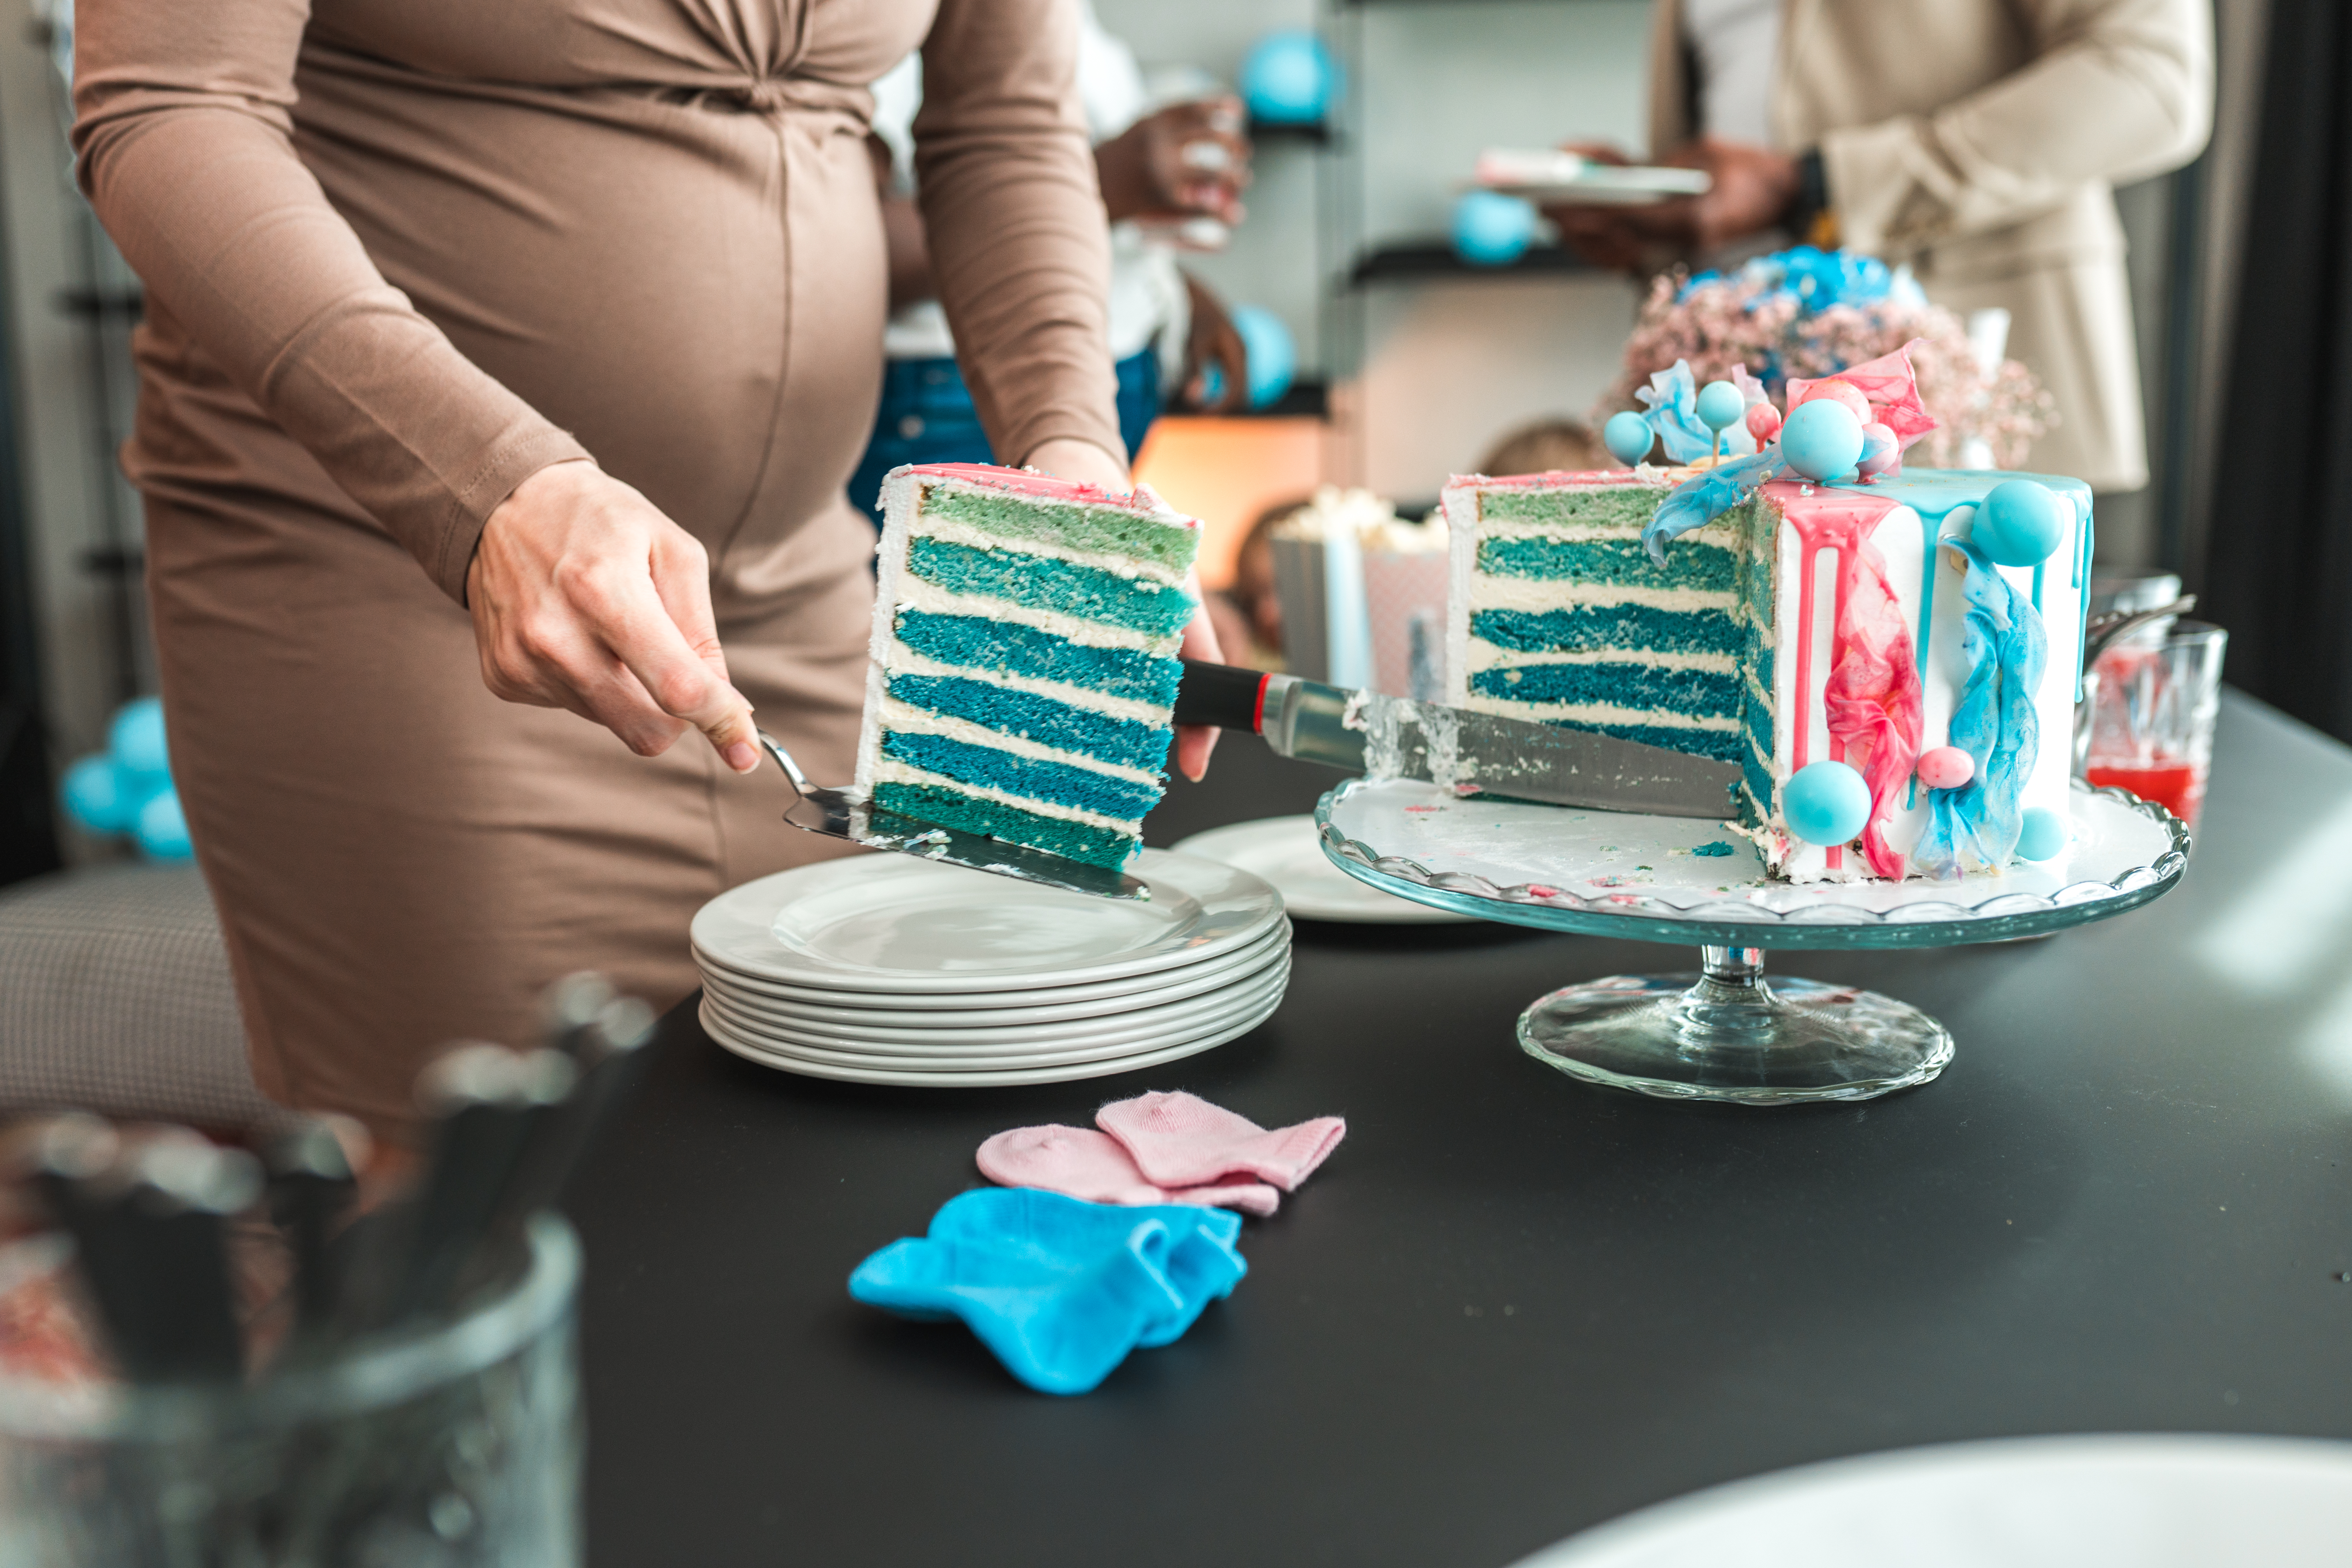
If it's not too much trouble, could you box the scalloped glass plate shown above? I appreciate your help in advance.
[1316,779,2189,950]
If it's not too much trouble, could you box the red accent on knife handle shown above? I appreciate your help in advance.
[1173,660,1271,733]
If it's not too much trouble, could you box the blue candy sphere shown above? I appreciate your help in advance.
[1695,380,1746,433]
[1451,190,1536,267]
[109,696,169,780]
[2014,806,2069,862]
[61,754,140,834]
[1603,411,1653,468]
[135,787,194,862]
[1783,759,1872,847]
[1974,479,2068,567]
[1229,305,1295,409]
[1780,398,1865,482]
[1238,31,1336,126]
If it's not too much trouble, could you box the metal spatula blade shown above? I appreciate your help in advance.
[757,732,1150,901]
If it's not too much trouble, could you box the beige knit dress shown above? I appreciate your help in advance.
[72,0,1125,1136]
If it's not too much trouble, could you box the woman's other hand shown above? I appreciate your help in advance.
[467,460,760,773]
[1026,438,1224,782]
[1094,97,1252,226]
[1180,272,1250,412]
[1548,137,1801,272]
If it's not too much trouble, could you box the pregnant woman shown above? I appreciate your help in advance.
[74,0,1206,1137]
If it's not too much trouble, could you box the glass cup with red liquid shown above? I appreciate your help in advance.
[2076,620,2227,830]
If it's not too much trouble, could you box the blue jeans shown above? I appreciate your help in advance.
[848,349,1161,528]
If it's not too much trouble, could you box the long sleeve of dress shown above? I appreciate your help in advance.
[1821,0,2213,255]
[71,0,590,605]
[913,0,1123,469]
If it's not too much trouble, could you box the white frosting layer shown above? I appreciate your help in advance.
[889,576,1174,658]
[1463,646,1738,676]
[867,758,1142,834]
[876,697,1160,787]
[1461,694,1741,732]
[879,637,1166,728]
[912,512,1189,589]
[1456,575,1738,615]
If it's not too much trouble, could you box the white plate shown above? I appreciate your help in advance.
[690,850,1283,994]
[1514,1435,2352,1567]
[692,920,1291,1020]
[702,959,1290,1060]
[1172,817,1474,924]
[701,988,1281,1086]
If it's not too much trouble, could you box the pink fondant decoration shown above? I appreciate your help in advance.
[976,1124,1281,1216]
[1787,340,1939,452]
[896,462,1198,526]
[1745,402,1784,445]
[1769,481,1926,880]
[1096,1091,1346,1193]
[1857,421,1901,478]
[1916,746,1975,790]
[1795,378,1872,425]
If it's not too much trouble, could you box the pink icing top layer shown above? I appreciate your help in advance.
[900,462,1200,527]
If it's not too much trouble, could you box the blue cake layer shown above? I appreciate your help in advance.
[893,609,1180,706]
[879,731,1159,822]
[886,672,1172,774]
[1471,661,1743,716]
[1546,717,1748,766]
[872,783,1138,869]
[906,538,1195,639]
[1471,603,1743,658]
[1477,535,1739,593]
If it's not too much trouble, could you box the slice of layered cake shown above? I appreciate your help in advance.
[1446,437,2092,882]
[856,464,1203,870]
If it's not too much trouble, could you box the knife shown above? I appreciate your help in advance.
[1173,660,1739,819]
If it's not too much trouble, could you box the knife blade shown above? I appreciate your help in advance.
[1173,660,1739,819]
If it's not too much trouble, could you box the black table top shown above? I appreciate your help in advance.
[570,691,2352,1567]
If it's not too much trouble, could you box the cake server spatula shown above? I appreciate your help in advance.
[1174,661,1740,819]
[756,732,1151,900]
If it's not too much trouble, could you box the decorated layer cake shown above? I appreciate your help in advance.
[1445,347,2091,883]
[856,463,1202,870]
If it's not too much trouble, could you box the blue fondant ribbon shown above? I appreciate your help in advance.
[1913,538,2048,879]
[1641,446,1788,564]
[1634,361,1717,465]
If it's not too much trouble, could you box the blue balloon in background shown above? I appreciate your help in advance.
[2014,806,2069,862]
[1975,479,2068,567]
[135,787,194,862]
[61,754,143,834]
[1695,380,1746,433]
[1603,411,1653,468]
[1451,190,1536,267]
[1231,305,1295,409]
[109,696,169,780]
[1239,31,1337,126]
[1780,398,1865,482]
[1784,759,1872,847]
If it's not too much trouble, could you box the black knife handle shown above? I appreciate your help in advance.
[1173,660,1270,732]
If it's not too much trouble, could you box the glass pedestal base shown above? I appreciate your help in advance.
[1515,947,1953,1106]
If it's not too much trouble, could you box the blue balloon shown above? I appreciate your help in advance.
[61,754,140,835]
[1974,479,2068,567]
[1239,31,1336,126]
[1695,380,1746,433]
[1451,190,1536,268]
[1229,304,1295,409]
[1603,411,1653,468]
[1780,397,1865,482]
[109,696,169,780]
[2014,806,2069,862]
[135,787,194,862]
[1784,759,1872,847]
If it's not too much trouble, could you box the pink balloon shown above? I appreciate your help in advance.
[1745,402,1783,444]
[1797,378,1873,427]
[1916,746,1974,790]
[1857,420,1900,477]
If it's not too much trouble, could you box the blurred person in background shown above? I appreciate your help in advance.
[1475,418,1608,478]
[850,3,1256,525]
[1547,0,2212,495]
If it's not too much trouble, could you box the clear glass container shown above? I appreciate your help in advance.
[0,1216,581,1568]
[2079,620,2228,829]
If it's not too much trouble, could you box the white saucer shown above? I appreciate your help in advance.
[703,959,1290,1060]
[1172,816,1474,924]
[692,921,1291,1020]
[701,987,1282,1086]
[691,850,1284,994]
[1514,1435,2352,1567]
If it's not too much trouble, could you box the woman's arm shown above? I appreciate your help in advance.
[73,0,758,771]
[1822,0,2213,254]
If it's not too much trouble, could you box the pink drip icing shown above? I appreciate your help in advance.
[1768,482,1925,879]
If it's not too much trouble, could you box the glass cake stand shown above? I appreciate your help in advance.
[1314,779,2189,1105]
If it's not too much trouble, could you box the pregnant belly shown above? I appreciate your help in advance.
[294,72,888,541]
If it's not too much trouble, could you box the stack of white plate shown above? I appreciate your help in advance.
[690,850,1290,1087]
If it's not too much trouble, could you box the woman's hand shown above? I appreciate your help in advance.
[1093,98,1252,226]
[1024,438,1225,782]
[1548,138,1802,271]
[467,460,760,772]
